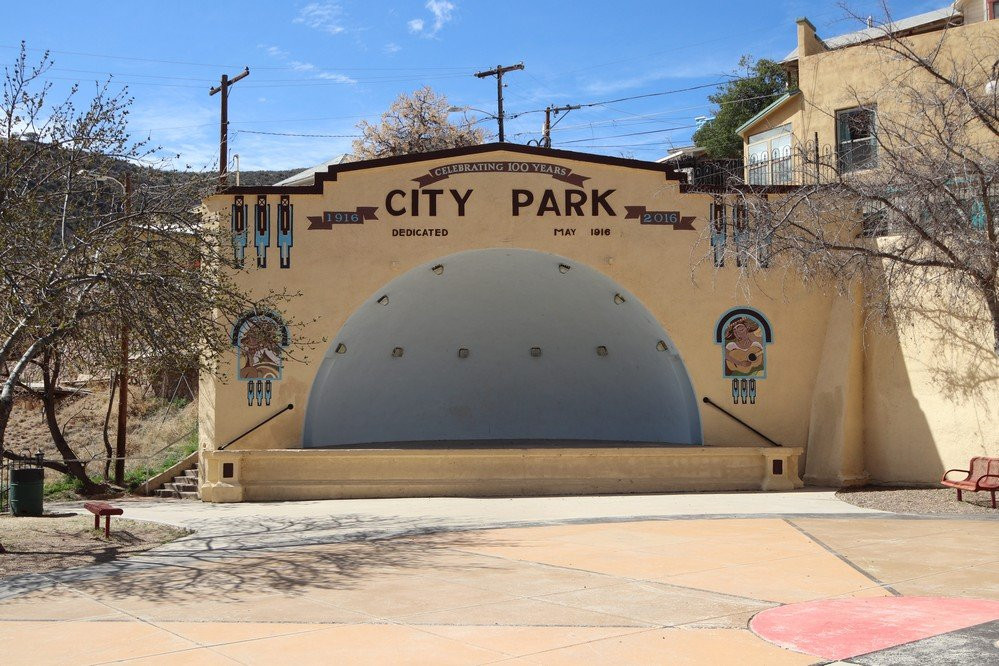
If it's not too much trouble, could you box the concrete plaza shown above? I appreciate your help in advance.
[1,491,997,664]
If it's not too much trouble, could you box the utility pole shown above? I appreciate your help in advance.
[115,172,131,486]
[541,104,580,148]
[474,62,524,142]
[209,67,250,189]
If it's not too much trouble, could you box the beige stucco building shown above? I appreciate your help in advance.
[196,4,998,502]
[733,1,998,486]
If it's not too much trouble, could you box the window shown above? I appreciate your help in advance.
[747,124,792,185]
[836,106,877,173]
[961,194,996,231]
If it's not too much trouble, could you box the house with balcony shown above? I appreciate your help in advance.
[736,0,997,186]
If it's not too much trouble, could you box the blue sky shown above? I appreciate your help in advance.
[1,1,946,170]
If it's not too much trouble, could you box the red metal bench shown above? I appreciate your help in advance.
[941,457,999,509]
[83,501,124,538]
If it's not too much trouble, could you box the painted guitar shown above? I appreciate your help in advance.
[725,346,764,376]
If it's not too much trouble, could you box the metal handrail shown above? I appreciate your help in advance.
[218,403,294,451]
[702,396,782,447]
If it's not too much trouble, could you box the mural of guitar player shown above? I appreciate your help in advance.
[714,307,773,404]
[724,317,765,376]
[232,311,289,406]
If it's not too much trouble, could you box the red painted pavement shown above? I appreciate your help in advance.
[750,596,999,660]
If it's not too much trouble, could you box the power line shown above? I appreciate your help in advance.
[235,130,361,138]
[559,124,699,144]
[0,43,478,72]
[39,71,472,90]
[582,81,730,107]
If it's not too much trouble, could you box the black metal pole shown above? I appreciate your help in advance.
[702,396,782,447]
[219,404,294,451]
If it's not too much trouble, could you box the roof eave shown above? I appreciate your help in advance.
[735,90,801,138]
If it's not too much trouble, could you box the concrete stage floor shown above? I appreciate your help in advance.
[1,491,997,664]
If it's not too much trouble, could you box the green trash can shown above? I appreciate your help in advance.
[10,467,44,516]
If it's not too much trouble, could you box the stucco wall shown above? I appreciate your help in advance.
[794,19,997,158]
[202,146,837,474]
[863,259,999,484]
[788,19,999,483]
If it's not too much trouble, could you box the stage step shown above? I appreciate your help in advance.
[153,462,200,500]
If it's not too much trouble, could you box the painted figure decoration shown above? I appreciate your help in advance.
[254,195,270,268]
[232,312,289,407]
[714,307,773,405]
[277,194,293,268]
[230,195,247,267]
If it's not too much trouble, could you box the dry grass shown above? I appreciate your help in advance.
[0,513,189,578]
[5,384,196,484]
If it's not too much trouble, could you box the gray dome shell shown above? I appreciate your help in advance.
[302,249,702,447]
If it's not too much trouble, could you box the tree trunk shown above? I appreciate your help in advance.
[0,396,12,461]
[0,332,58,454]
[984,287,999,357]
[38,350,104,495]
[102,371,117,480]
[1,450,70,475]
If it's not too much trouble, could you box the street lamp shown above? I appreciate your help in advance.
[78,169,132,487]
[447,105,495,117]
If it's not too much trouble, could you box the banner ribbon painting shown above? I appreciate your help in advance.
[307,207,380,229]
[625,206,695,230]
[412,161,590,188]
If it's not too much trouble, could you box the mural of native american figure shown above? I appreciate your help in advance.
[714,307,773,404]
[231,195,248,267]
[232,312,288,406]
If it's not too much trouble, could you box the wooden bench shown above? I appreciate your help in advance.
[941,457,999,509]
[83,501,124,538]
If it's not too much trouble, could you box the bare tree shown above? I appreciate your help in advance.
[0,44,298,491]
[352,86,485,159]
[723,10,999,354]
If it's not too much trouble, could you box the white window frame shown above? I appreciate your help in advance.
[836,105,878,173]
[746,124,792,185]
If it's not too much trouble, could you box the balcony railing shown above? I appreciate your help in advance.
[673,142,843,191]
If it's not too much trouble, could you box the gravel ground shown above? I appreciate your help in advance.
[0,514,189,578]
[836,486,999,515]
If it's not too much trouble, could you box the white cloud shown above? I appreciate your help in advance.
[257,44,356,85]
[407,1,457,37]
[383,42,401,54]
[583,62,732,96]
[317,72,358,83]
[426,0,455,32]
[294,2,346,35]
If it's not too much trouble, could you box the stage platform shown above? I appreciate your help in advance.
[199,443,803,503]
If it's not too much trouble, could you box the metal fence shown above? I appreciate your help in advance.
[671,143,844,190]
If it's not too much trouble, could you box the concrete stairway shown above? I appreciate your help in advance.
[154,463,200,500]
